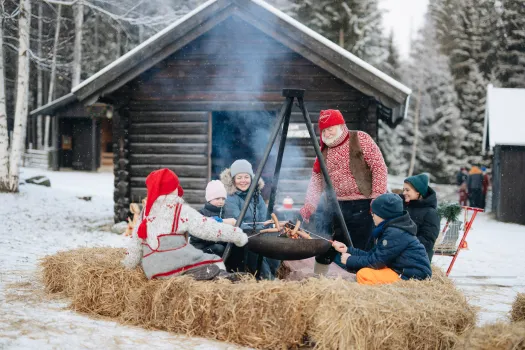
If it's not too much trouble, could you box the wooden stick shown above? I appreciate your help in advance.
[260,228,280,233]
[271,213,280,231]
[291,220,301,237]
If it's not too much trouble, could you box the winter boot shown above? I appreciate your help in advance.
[314,261,330,276]
[182,264,220,280]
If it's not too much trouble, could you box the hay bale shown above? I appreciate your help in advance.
[41,248,477,350]
[511,293,525,323]
[122,276,314,349]
[305,276,476,350]
[70,256,147,317]
[455,322,525,349]
[40,248,126,295]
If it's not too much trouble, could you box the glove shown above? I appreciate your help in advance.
[234,230,249,247]
[212,216,223,223]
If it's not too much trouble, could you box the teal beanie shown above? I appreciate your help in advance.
[404,173,429,197]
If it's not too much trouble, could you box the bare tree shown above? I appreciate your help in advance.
[71,0,83,87]
[44,3,61,150]
[36,1,43,149]
[408,87,422,177]
[8,0,31,191]
[0,7,9,190]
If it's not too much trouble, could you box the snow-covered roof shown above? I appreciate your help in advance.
[483,84,525,150]
[30,0,411,120]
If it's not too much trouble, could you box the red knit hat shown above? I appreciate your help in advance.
[312,110,347,173]
[137,168,184,239]
[318,110,345,131]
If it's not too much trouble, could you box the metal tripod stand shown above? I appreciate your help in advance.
[222,88,353,273]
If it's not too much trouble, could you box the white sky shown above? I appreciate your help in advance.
[379,0,429,59]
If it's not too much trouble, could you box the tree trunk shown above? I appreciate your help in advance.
[339,27,345,47]
[0,15,10,190]
[44,3,61,150]
[8,0,32,192]
[408,88,422,177]
[36,1,43,149]
[116,25,121,58]
[71,1,83,87]
[94,12,99,71]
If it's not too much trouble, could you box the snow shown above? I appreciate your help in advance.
[484,84,525,149]
[1,169,524,348]
[0,168,247,350]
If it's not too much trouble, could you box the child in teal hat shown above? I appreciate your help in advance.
[402,173,440,262]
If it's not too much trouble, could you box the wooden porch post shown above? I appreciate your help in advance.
[91,117,97,171]
[52,116,59,170]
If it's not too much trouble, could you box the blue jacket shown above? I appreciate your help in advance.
[221,168,267,231]
[344,212,432,280]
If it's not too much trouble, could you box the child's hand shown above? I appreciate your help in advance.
[223,218,236,226]
[340,253,351,265]
[332,240,347,253]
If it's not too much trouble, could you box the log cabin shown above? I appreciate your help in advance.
[30,0,411,222]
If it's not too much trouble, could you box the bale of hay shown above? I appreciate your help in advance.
[305,276,476,350]
[70,256,147,317]
[122,276,314,349]
[511,293,525,323]
[455,322,525,349]
[40,248,126,295]
[41,248,477,350]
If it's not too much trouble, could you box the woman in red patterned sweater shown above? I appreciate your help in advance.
[299,109,388,275]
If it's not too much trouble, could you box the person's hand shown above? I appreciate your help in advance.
[340,253,351,265]
[299,206,312,223]
[223,218,236,226]
[332,240,347,253]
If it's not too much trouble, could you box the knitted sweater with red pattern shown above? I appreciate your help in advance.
[300,128,388,222]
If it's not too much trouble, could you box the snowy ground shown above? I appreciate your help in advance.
[1,168,524,349]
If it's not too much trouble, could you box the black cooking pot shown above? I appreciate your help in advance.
[246,235,331,260]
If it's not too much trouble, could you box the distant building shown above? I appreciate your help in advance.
[483,84,525,225]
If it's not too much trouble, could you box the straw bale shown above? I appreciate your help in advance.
[40,248,126,295]
[511,293,525,323]
[305,275,476,350]
[454,321,525,350]
[122,276,314,348]
[70,256,147,317]
[41,248,477,350]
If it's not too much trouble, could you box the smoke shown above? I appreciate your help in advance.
[202,15,311,198]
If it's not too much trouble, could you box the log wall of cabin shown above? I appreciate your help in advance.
[121,16,377,208]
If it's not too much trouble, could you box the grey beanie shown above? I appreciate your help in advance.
[231,159,254,178]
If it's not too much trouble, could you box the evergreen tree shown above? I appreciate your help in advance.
[287,0,387,64]
[378,31,405,176]
[496,0,525,87]
[401,15,467,182]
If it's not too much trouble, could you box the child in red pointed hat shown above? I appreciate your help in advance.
[122,168,248,280]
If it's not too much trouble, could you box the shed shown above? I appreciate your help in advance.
[483,84,525,225]
[30,0,411,222]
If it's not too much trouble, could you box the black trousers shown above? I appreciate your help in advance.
[315,199,373,265]
[469,189,483,209]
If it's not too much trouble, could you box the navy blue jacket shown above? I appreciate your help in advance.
[344,212,432,280]
[403,187,440,262]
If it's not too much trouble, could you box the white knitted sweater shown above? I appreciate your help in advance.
[122,194,248,273]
